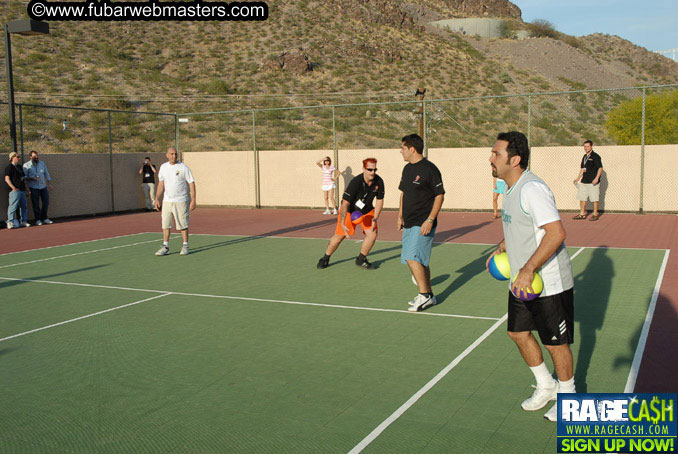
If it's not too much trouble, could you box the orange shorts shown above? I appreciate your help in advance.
[335,209,375,236]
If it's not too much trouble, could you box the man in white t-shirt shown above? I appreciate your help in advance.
[486,131,575,423]
[154,147,196,256]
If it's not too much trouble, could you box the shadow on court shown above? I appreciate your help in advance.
[0,264,110,291]
[332,220,495,270]
[188,218,336,255]
[436,246,495,305]
[435,221,492,242]
[574,247,613,393]
[328,244,403,268]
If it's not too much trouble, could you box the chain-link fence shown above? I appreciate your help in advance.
[2,84,676,218]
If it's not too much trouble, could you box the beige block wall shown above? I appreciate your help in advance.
[531,145,642,212]
[182,151,255,206]
[0,152,166,221]
[113,153,167,211]
[429,148,493,210]
[641,145,677,211]
[259,150,333,207]
[2,145,675,223]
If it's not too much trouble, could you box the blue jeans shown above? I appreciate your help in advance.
[7,190,28,227]
[30,187,50,221]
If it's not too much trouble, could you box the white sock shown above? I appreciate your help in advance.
[529,362,556,387]
[183,242,188,246]
[163,242,169,247]
[558,377,576,394]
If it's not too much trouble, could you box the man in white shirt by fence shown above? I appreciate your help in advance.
[154,147,196,256]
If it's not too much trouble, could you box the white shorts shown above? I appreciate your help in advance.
[577,183,600,202]
[162,201,190,230]
[322,184,336,191]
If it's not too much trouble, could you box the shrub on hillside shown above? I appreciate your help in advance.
[527,20,558,39]
[606,90,678,144]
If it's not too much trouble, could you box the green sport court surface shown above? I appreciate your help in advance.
[0,233,669,453]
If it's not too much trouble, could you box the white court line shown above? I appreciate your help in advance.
[0,293,170,343]
[0,232,151,257]
[624,249,671,392]
[0,276,501,322]
[570,247,586,261]
[180,232,668,251]
[348,315,508,454]
[0,238,161,270]
[348,246,587,453]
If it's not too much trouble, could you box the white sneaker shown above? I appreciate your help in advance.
[43,218,53,225]
[408,294,437,312]
[155,246,169,256]
[323,209,331,215]
[7,222,16,229]
[180,245,189,256]
[544,402,558,422]
[36,220,43,226]
[20,222,30,228]
[521,383,558,411]
[332,208,338,215]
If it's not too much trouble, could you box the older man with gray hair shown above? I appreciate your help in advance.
[154,147,196,256]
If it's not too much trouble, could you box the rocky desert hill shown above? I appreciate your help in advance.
[0,0,675,152]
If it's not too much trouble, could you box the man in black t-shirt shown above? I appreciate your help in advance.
[139,156,157,211]
[317,158,385,270]
[572,140,603,221]
[4,152,30,229]
[398,134,445,312]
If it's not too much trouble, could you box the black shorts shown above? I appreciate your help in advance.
[507,288,574,346]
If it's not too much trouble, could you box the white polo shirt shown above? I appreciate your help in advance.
[158,162,194,203]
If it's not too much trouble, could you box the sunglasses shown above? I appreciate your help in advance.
[365,168,377,172]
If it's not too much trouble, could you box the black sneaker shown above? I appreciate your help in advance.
[356,258,375,270]
[317,257,329,269]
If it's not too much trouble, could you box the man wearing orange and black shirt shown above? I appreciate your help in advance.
[317,158,384,270]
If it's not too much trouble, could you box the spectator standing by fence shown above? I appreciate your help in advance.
[139,156,157,211]
[23,151,53,225]
[572,140,603,221]
[316,156,338,215]
[5,152,30,229]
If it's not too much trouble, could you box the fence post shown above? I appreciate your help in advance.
[423,100,428,158]
[18,103,23,161]
[639,87,646,213]
[332,106,339,208]
[252,110,260,209]
[108,110,115,212]
[527,94,532,169]
[174,113,179,156]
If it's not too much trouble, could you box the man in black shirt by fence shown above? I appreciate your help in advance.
[572,140,603,221]
[398,134,445,312]
[139,156,158,211]
[4,152,30,229]
[317,157,384,270]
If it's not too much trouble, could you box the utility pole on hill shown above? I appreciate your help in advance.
[415,87,426,156]
[415,87,426,138]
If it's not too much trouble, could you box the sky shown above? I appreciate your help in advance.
[513,0,677,52]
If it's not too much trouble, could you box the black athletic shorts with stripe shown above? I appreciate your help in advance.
[507,288,574,346]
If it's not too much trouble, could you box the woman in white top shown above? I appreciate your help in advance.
[316,156,338,214]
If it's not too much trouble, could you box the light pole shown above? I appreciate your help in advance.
[5,19,49,160]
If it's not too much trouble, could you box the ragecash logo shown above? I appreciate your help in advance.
[557,393,677,453]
